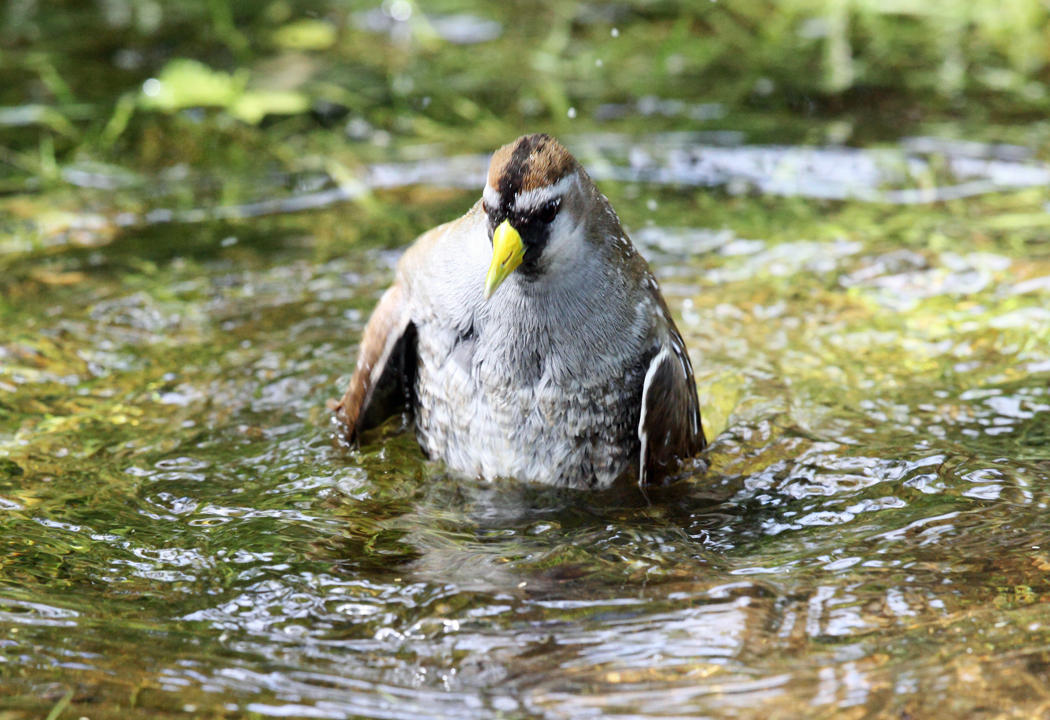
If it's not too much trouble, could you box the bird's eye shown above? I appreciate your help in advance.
[537,199,560,224]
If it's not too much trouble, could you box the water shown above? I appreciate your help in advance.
[4,2,1050,718]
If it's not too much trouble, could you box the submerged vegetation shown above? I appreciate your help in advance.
[3,1,1050,718]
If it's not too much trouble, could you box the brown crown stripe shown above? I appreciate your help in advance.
[487,134,577,198]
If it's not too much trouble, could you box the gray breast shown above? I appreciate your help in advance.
[411,276,651,489]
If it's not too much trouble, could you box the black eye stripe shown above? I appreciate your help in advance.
[536,199,560,223]
[488,195,561,234]
[513,198,560,225]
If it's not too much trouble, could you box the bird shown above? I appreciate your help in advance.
[331,133,705,489]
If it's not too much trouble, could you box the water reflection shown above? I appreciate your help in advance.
[4,131,1050,717]
[45,134,1050,233]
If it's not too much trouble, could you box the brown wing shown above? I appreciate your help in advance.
[331,207,480,444]
[638,326,706,485]
[330,283,417,443]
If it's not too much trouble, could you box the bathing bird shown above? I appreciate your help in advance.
[332,133,705,489]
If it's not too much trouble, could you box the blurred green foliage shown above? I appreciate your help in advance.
[2,0,1050,177]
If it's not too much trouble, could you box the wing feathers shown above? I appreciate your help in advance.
[331,283,416,443]
[638,332,706,485]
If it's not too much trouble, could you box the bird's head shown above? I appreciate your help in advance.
[481,133,589,299]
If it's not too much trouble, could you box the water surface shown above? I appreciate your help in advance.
[4,2,1050,718]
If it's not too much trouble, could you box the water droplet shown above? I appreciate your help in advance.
[388,0,412,22]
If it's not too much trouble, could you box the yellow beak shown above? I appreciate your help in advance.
[484,219,525,299]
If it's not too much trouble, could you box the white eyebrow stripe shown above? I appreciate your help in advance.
[513,174,575,212]
[483,184,499,208]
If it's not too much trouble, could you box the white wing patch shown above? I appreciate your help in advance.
[637,346,671,487]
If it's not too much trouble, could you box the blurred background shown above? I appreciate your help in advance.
[5,0,1050,217]
[4,2,1050,719]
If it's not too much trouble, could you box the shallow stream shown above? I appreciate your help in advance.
[4,3,1050,718]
